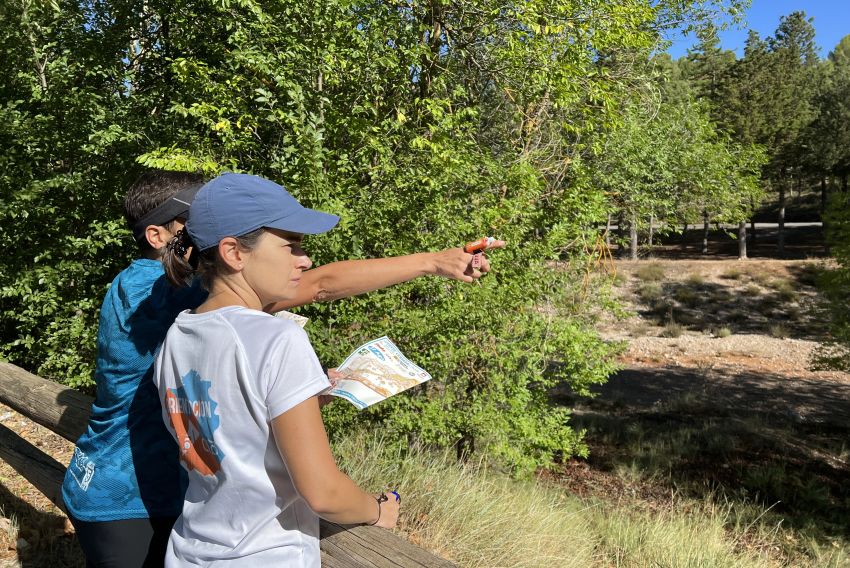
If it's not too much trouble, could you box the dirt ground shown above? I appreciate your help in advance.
[593,258,846,417]
[0,406,80,567]
[552,256,850,556]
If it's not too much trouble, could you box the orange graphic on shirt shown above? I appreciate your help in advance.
[165,389,222,476]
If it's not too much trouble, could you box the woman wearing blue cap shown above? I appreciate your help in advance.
[153,173,402,566]
[63,169,504,568]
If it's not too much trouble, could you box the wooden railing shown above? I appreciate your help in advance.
[0,361,454,568]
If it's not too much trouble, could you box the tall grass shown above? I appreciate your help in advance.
[332,433,808,568]
[635,263,666,282]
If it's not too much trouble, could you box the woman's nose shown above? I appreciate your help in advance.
[296,253,313,271]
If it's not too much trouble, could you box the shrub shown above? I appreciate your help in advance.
[661,322,684,338]
[720,267,744,280]
[769,324,790,339]
[637,282,664,304]
[635,263,666,282]
[1,0,649,472]
[716,327,732,338]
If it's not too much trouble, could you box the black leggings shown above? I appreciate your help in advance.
[68,515,178,568]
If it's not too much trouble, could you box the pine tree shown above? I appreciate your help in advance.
[769,12,819,255]
[684,24,736,116]
[717,14,820,257]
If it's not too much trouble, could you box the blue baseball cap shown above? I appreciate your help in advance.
[186,173,339,251]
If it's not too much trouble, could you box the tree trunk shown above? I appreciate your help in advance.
[419,1,443,102]
[617,213,625,257]
[702,210,709,255]
[738,221,747,260]
[629,214,638,261]
[605,213,612,248]
[648,214,654,255]
[778,179,787,257]
[681,222,688,251]
[750,195,757,243]
[822,177,830,256]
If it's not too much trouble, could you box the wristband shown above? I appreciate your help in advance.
[369,493,389,526]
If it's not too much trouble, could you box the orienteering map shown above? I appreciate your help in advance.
[329,336,432,410]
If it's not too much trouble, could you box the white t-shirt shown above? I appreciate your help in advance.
[152,306,330,567]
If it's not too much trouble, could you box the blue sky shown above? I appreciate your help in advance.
[667,1,850,59]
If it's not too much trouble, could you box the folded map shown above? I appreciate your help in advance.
[328,336,432,410]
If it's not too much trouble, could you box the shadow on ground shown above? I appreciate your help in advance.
[0,481,82,567]
[553,366,850,537]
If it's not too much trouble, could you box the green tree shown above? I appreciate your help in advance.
[717,13,819,256]
[592,94,764,260]
[810,36,850,189]
[813,36,850,371]
[0,0,751,472]
[683,24,736,114]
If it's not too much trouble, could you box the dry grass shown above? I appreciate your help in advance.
[673,286,700,308]
[660,322,684,338]
[634,263,666,282]
[686,273,705,286]
[636,282,663,304]
[769,324,790,339]
[721,267,744,280]
[333,433,843,568]
[769,279,798,302]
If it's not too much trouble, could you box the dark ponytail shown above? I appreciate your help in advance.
[163,228,266,289]
[163,229,197,287]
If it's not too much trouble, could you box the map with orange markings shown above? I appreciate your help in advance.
[328,336,432,410]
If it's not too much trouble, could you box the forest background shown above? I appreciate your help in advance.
[1,0,849,476]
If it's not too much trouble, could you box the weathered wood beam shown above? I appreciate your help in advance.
[0,422,67,509]
[0,362,90,443]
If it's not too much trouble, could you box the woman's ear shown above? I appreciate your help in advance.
[218,237,244,271]
[145,225,174,250]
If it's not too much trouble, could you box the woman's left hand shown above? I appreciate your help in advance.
[318,368,344,407]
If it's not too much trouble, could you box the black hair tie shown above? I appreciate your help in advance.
[166,229,190,258]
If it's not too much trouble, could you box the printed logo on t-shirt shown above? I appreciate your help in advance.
[165,370,225,477]
[68,447,95,490]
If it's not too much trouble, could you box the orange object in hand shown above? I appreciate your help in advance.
[464,237,496,254]
[464,237,497,269]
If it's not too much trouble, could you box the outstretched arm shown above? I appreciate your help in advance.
[266,242,505,312]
